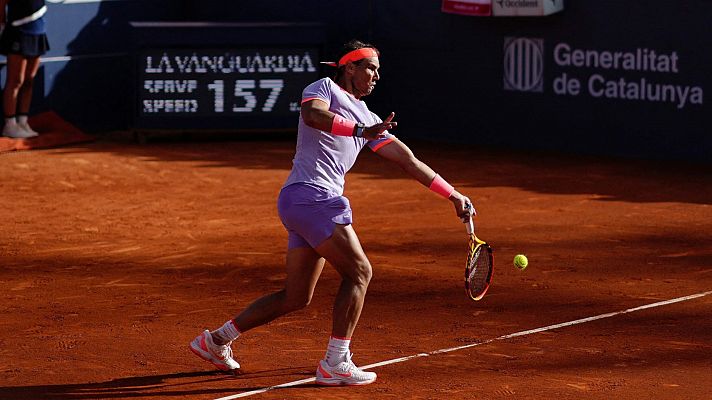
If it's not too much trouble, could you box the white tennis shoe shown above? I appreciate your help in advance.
[315,353,376,386]
[189,330,240,371]
[2,121,37,139]
[17,121,39,137]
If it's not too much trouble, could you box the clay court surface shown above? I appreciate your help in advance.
[1,136,711,399]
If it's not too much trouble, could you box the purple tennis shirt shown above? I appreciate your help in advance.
[282,77,394,195]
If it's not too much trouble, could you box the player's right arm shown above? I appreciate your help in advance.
[301,98,340,132]
[301,100,395,140]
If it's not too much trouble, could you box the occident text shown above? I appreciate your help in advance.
[498,0,539,8]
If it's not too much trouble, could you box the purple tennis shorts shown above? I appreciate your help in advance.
[277,183,353,249]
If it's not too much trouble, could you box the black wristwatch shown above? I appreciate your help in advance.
[354,123,366,138]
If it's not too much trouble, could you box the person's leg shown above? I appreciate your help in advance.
[2,54,31,138]
[228,246,325,336]
[16,56,41,135]
[237,222,371,353]
[190,246,325,371]
[313,223,377,385]
[16,56,40,115]
[3,54,26,117]
[315,223,372,339]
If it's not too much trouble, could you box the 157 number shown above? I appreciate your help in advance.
[207,79,284,113]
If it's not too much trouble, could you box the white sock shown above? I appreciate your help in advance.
[325,336,350,366]
[4,117,16,127]
[211,319,241,344]
[16,115,28,125]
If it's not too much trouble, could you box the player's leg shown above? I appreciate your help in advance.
[231,246,325,333]
[190,245,325,371]
[314,223,377,385]
[315,223,372,339]
[16,56,41,135]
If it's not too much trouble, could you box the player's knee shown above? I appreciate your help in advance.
[283,292,312,313]
[294,294,313,310]
[351,259,373,288]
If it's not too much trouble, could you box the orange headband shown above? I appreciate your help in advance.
[320,47,379,67]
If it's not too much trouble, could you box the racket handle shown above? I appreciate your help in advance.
[463,201,475,234]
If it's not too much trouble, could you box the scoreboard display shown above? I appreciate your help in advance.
[135,47,320,130]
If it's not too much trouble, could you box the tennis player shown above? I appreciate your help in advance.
[190,39,474,386]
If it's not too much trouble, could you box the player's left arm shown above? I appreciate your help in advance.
[375,137,472,220]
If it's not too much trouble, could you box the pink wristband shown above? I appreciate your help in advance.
[331,114,356,136]
[429,174,455,199]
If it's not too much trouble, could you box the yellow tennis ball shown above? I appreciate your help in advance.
[514,254,528,270]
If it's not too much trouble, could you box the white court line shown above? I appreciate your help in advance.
[214,290,712,400]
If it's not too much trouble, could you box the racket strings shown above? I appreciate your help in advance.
[466,241,493,299]
[469,249,490,291]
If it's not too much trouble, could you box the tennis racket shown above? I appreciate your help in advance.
[463,206,493,301]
